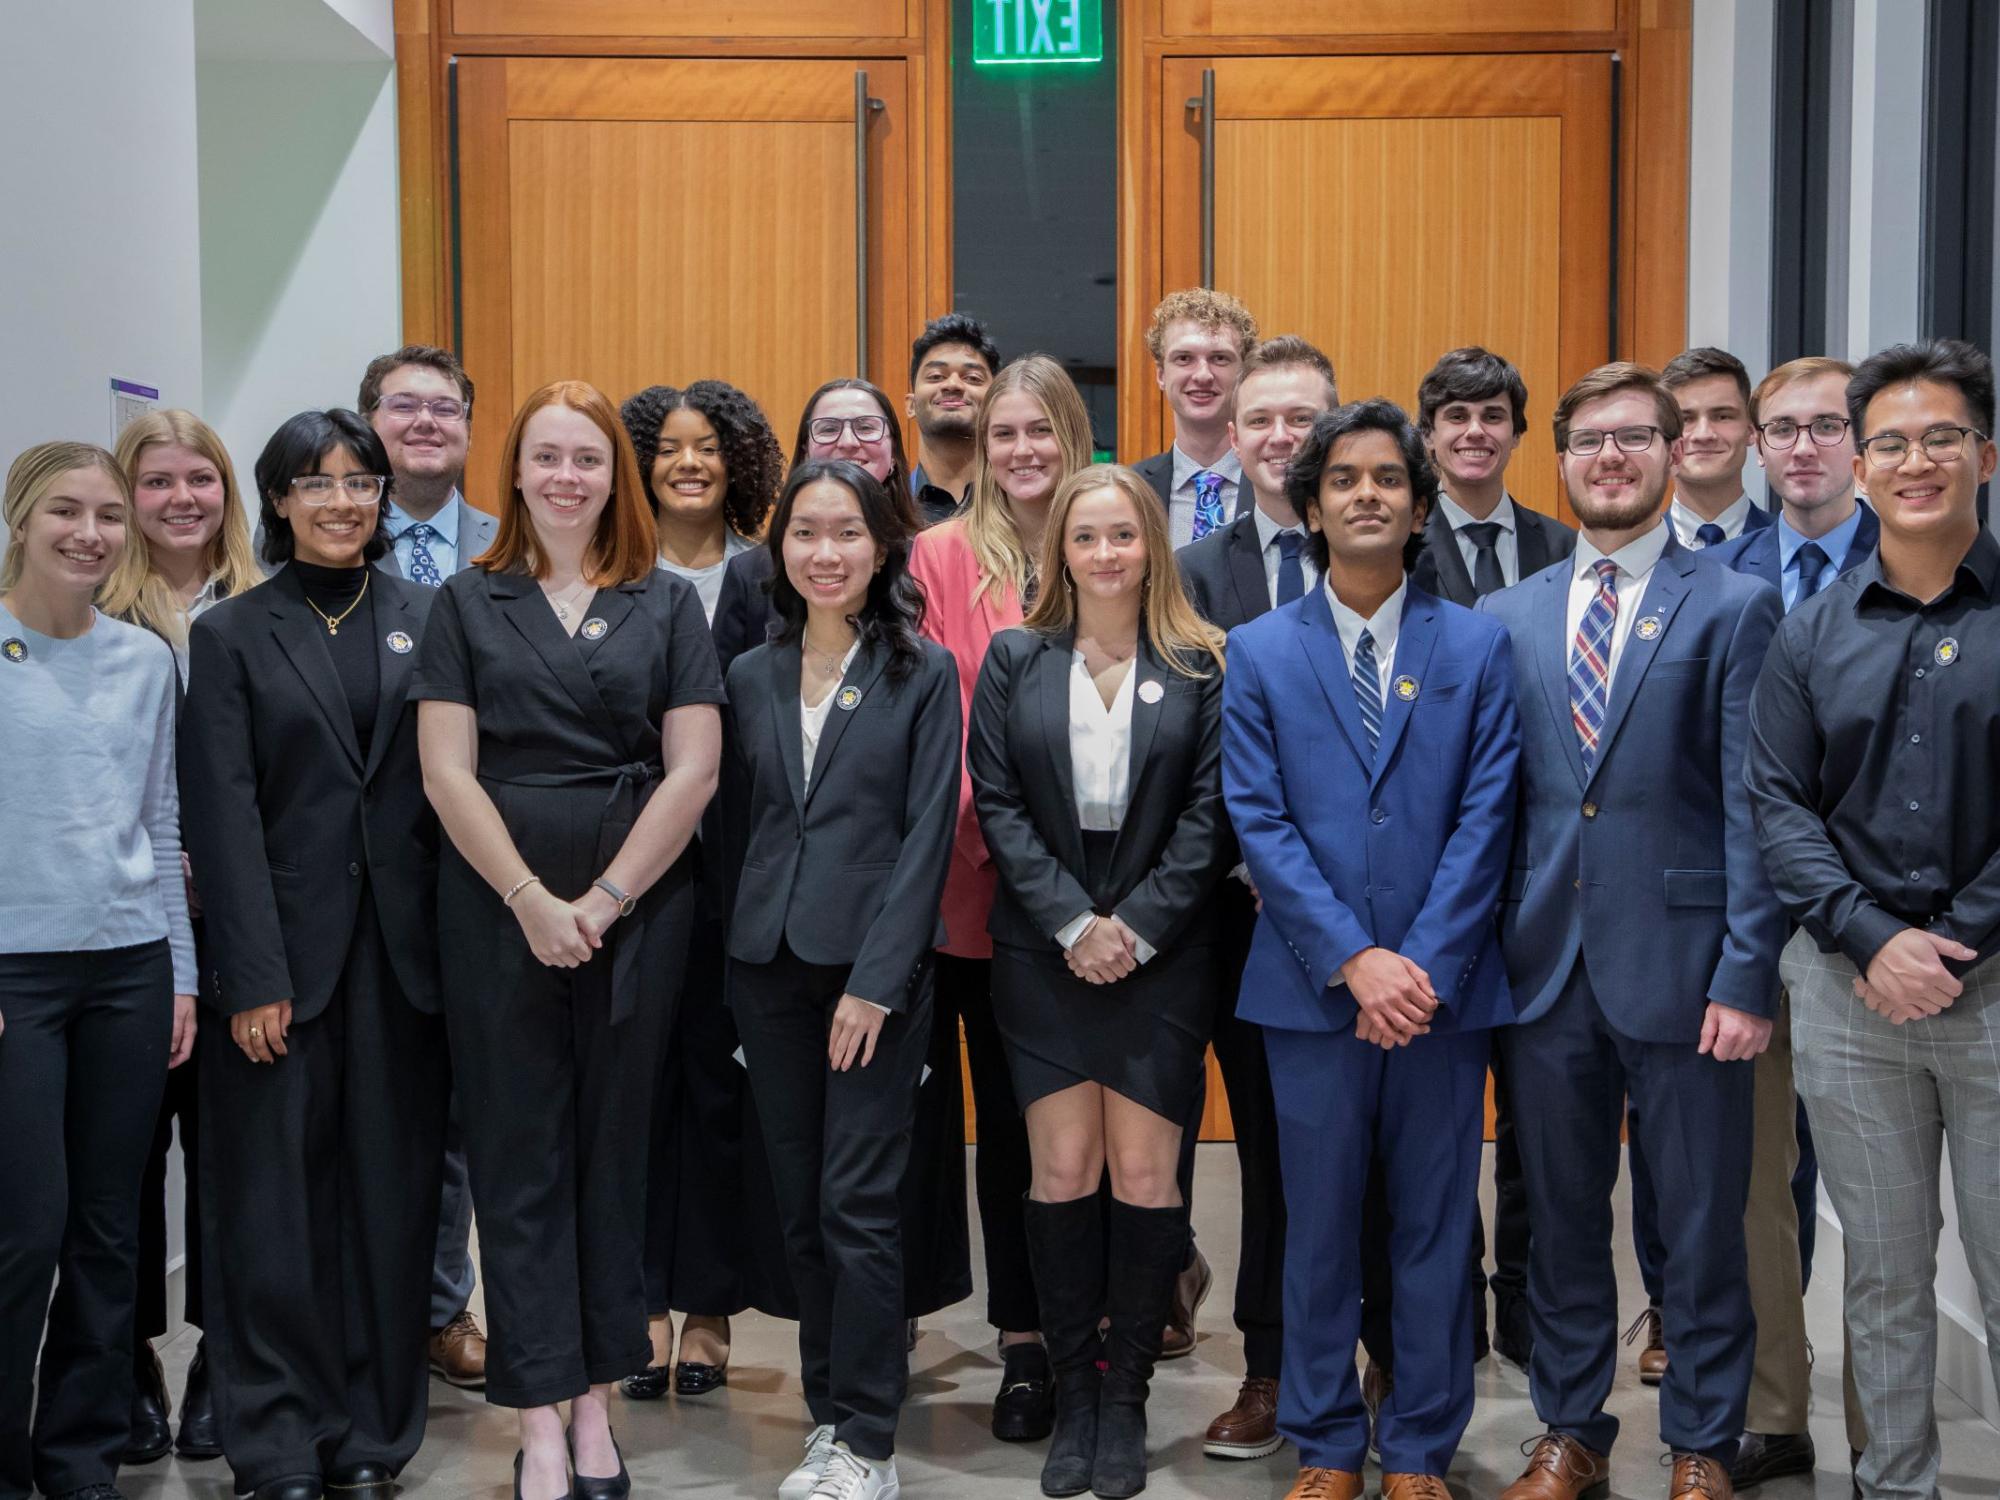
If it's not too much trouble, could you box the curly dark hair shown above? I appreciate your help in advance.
[1285,400,1438,577]
[765,458,928,682]
[619,380,785,539]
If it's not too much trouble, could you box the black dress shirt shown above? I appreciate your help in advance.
[1747,527,2000,972]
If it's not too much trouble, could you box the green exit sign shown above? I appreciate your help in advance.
[972,0,1103,65]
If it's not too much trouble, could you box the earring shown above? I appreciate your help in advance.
[1062,565,1075,590]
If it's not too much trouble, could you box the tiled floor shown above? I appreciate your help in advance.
[125,1147,1998,1499]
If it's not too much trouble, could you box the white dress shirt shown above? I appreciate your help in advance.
[1565,521,1671,686]
[1325,576,1406,707]
[800,639,862,788]
[1055,651,1157,963]
[169,574,228,683]
[1251,503,1319,608]
[1434,491,1523,588]
[1168,445,1244,548]
[1668,492,1754,548]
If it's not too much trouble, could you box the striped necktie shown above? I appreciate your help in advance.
[1352,628,1382,754]
[1569,558,1619,770]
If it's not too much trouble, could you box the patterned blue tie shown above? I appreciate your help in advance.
[1274,531,1306,606]
[1569,559,1619,770]
[1191,470,1226,541]
[1351,628,1382,755]
[1792,540,1830,611]
[405,523,444,588]
[1694,522,1727,549]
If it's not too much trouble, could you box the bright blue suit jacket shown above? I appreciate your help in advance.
[1705,502,1879,595]
[1221,582,1522,1035]
[1476,537,1787,1043]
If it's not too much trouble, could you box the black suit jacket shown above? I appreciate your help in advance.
[179,568,441,1021]
[723,637,961,1009]
[1133,450,1176,510]
[712,546,778,675]
[966,628,1232,956]
[1177,511,1272,631]
[1413,499,1578,606]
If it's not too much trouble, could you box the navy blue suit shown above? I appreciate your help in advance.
[1222,581,1520,1475]
[1477,532,1786,1461]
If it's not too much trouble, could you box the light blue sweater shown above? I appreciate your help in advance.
[0,601,196,991]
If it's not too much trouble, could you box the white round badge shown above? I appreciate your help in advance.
[581,617,609,641]
[1138,679,1164,705]
[1635,615,1663,640]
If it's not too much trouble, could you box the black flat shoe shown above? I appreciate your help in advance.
[253,1477,325,1500]
[991,1342,1055,1443]
[673,1360,726,1396]
[617,1365,670,1400]
[326,1461,394,1493]
[566,1428,630,1500]
[124,1342,173,1464]
[177,1339,223,1458]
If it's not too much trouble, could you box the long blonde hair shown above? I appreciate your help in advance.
[3,442,134,592]
[102,410,261,643]
[1023,463,1226,678]
[964,354,1096,606]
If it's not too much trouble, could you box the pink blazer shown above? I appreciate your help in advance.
[908,520,1024,959]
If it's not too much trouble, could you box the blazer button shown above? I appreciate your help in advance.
[1573,878,1582,891]
[1582,802,1598,819]
[1371,809,1386,825]
[348,861,361,876]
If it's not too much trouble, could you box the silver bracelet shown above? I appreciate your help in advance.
[501,874,542,907]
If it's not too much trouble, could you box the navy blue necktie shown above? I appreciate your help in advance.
[1352,628,1382,754]
[1274,531,1305,606]
[1695,522,1728,549]
[1792,540,1830,612]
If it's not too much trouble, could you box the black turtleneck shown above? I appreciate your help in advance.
[293,561,379,756]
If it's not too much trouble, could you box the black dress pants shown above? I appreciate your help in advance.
[0,940,172,1500]
[137,1044,201,1339]
[199,904,448,1493]
[935,953,1039,1332]
[733,943,934,1460]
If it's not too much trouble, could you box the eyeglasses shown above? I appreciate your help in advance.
[809,415,888,445]
[1757,415,1851,450]
[1857,425,1989,470]
[375,394,468,423]
[290,475,387,505]
[1562,425,1665,457]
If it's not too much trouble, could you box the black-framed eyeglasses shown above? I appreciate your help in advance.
[1757,415,1851,450]
[1563,424,1665,457]
[375,394,468,423]
[1858,425,1988,469]
[290,474,387,506]
[809,415,888,444]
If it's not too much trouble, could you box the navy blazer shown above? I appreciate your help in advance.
[1477,537,1787,1041]
[1221,583,1521,1035]
[1704,502,1879,596]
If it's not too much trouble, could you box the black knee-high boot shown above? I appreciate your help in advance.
[1093,1199,1188,1499]
[1022,1194,1106,1498]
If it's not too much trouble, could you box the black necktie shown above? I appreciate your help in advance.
[1460,521,1506,597]
[1274,531,1305,606]
[1792,541,1830,611]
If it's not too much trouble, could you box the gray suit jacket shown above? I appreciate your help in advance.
[375,493,499,580]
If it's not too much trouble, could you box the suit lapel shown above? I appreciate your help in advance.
[1842,504,1881,574]
[1586,548,1696,787]
[1748,527,1782,591]
[1369,590,1438,789]
[1532,563,1589,791]
[766,639,808,816]
[1517,509,1553,577]
[1427,522,1477,605]
[361,584,416,782]
[1295,586,1371,768]
[1226,515,1270,622]
[495,575,628,756]
[802,641,889,809]
[1037,632,1088,873]
[267,569,361,771]
[575,580,639,655]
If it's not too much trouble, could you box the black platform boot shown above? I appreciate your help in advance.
[1091,1200,1188,1499]
[1022,1195,1106,1497]
[123,1340,173,1464]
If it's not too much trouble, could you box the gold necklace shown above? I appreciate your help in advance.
[304,571,369,637]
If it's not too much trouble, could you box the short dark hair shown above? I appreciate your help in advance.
[1416,346,1529,435]
[764,458,928,681]
[1660,346,1751,407]
[1234,334,1338,413]
[358,344,474,416]
[1846,337,1997,437]
[1286,400,1438,576]
[909,313,1000,385]
[254,409,394,567]
[619,380,785,539]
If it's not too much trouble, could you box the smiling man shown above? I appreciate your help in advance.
[906,313,1000,524]
[1132,288,1258,544]
[1663,347,1773,549]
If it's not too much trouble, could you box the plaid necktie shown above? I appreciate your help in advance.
[405,523,444,587]
[1352,628,1382,755]
[1191,470,1226,541]
[1569,559,1619,770]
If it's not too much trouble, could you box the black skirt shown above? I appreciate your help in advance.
[991,831,1216,1122]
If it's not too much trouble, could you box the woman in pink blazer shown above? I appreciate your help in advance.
[906,354,1094,1441]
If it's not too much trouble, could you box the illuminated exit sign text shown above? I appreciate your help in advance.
[973,0,1103,66]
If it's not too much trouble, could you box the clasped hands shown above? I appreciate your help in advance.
[1854,926,1978,1025]
[513,881,624,968]
[1341,946,1437,1048]
[1067,914,1143,984]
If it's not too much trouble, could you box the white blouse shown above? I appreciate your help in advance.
[1069,648,1137,830]
[800,639,863,789]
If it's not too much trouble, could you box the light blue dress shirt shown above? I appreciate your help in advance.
[1776,504,1864,612]
[386,489,462,578]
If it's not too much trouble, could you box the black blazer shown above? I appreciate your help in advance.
[723,637,961,1009]
[712,546,779,675]
[1177,510,1272,631]
[1132,450,1175,510]
[966,628,1232,956]
[179,568,441,1022]
[1413,500,1577,605]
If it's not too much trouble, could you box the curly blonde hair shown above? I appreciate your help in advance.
[1144,288,1258,364]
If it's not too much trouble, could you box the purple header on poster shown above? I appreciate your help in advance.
[111,378,160,399]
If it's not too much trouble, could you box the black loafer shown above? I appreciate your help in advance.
[124,1343,173,1464]
[327,1462,394,1493]
[567,1429,630,1500]
[617,1366,670,1400]
[1731,1430,1816,1488]
[674,1361,726,1396]
[253,1477,325,1500]
[176,1340,223,1458]
[991,1342,1055,1443]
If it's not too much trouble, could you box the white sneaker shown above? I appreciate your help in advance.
[779,1424,839,1500]
[808,1443,900,1500]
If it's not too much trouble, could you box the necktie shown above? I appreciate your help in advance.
[1351,628,1382,754]
[405,523,444,588]
[1569,559,1619,770]
[1460,520,1506,597]
[1274,531,1306,606]
[1694,522,1728,549]
[1792,540,1830,611]
[1191,470,1226,541]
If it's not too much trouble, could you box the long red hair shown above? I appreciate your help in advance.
[478,380,658,584]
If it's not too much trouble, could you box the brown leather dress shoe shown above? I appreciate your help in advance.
[1282,1468,1363,1500]
[1202,1376,1281,1460]
[1161,1245,1212,1359]
[1382,1475,1453,1500]
[1624,1304,1667,1386]
[1498,1432,1610,1500]
[1669,1452,1734,1500]
[428,1309,488,1389]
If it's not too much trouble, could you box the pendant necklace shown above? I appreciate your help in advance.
[305,572,370,637]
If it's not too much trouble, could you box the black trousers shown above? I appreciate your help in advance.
[936,953,1039,1332]
[733,943,934,1460]
[199,904,448,1492]
[0,940,172,1500]
[137,1039,202,1340]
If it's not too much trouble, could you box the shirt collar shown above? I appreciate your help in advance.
[1171,444,1242,492]
[1434,491,1516,534]
[1251,501,1307,553]
[1670,492,1750,539]
[1574,516,1671,582]
[1777,503,1865,575]
[1856,526,2000,607]
[388,488,461,547]
[1324,575,1406,660]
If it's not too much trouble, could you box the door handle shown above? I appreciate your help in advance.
[1186,68,1216,289]
[855,71,885,376]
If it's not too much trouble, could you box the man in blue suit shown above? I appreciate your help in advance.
[1479,363,1786,1500]
[1222,400,1522,1500]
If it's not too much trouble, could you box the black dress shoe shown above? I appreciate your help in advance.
[1491,1290,1534,1370]
[567,1428,630,1500]
[673,1360,726,1395]
[991,1341,1055,1442]
[616,1365,670,1400]
[50,1486,128,1500]
[327,1461,395,1492]
[124,1342,174,1464]
[513,1451,572,1500]
[177,1339,223,1458]
[253,1477,325,1500]
[1731,1430,1816,1488]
